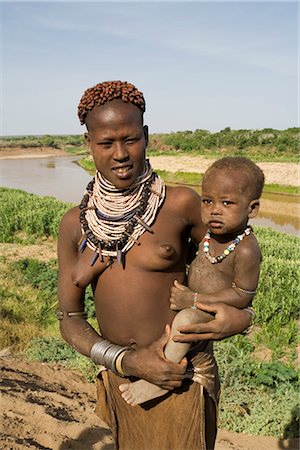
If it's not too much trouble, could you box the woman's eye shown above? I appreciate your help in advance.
[126,138,136,145]
[100,142,112,149]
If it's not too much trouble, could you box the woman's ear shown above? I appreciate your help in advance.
[248,199,260,218]
[85,132,91,154]
[143,125,149,147]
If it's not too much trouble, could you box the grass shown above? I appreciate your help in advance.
[0,189,299,438]
[0,187,73,243]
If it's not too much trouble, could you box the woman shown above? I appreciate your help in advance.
[58,80,252,450]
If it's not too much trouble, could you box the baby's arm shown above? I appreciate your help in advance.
[170,240,261,310]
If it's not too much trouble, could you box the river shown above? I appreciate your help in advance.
[0,155,299,236]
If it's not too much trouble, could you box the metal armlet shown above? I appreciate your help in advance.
[56,310,88,320]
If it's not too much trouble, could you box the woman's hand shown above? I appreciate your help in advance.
[122,325,187,390]
[173,302,251,342]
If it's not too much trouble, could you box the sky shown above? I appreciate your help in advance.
[1,1,299,136]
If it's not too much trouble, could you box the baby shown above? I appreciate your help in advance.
[119,156,264,405]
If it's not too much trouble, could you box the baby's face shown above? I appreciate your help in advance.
[201,168,254,236]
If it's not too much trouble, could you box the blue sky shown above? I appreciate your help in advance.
[1,1,298,135]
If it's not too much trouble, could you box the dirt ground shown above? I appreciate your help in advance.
[0,355,298,450]
[0,147,299,187]
[0,147,68,159]
[149,155,300,187]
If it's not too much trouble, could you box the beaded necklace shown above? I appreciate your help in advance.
[79,160,165,266]
[203,226,251,264]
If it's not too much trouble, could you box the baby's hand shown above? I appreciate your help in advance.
[169,280,195,310]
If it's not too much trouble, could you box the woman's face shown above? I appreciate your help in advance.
[85,100,148,189]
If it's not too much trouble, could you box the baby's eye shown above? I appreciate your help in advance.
[202,199,212,205]
[223,200,233,206]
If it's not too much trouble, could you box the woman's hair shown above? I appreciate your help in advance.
[78,80,145,125]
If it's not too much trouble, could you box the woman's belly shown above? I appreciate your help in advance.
[93,263,182,348]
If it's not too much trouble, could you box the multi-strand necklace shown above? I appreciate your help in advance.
[79,160,165,266]
[203,226,252,264]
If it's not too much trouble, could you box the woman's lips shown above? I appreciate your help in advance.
[112,165,133,178]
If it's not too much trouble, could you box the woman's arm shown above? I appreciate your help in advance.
[172,301,252,342]
[58,208,103,356]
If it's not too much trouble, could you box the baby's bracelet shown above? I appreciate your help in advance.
[191,292,198,310]
[242,306,256,334]
[244,306,256,322]
[90,339,130,376]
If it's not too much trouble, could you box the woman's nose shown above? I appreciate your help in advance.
[113,142,129,161]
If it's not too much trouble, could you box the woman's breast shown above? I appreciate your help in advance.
[92,238,185,347]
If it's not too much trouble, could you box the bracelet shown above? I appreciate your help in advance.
[244,306,256,321]
[90,340,130,375]
[191,292,198,310]
[115,349,129,377]
[242,306,256,334]
[232,282,257,295]
[56,310,88,320]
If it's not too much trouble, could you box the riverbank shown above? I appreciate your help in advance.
[0,147,299,187]
[0,146,68,159]
[1,354,298,450]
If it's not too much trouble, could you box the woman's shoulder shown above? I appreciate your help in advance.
[166,185,201,206]
[59,206,81,237]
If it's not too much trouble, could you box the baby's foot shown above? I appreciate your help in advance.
[119,379,168,406]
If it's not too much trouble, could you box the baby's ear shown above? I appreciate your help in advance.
[248,199,260,218]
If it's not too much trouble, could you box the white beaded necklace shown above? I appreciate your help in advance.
[79,160,165,265]
[203,226,251,264]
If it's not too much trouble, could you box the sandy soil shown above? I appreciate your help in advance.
[0,147,299,187]
[149,155,300,187]
[0,147,68,160]
[0,355,298,450]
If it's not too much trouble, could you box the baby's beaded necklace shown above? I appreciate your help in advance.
[203,226,251,264]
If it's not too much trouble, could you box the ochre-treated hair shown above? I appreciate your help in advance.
[78,80,146,125]
[204,156,265,199]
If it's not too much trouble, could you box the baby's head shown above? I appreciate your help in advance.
[201,157,265,235]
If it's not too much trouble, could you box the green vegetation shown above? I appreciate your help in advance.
[0,134,85,151]
[0,188,72,244]
[215,226,300,437]
[0,188,299,438]
[1,127,299,162]
[149,127,300,162]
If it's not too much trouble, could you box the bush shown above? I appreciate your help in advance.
[0,188,72,243]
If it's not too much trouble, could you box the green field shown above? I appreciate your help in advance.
[1,126,299,163]
[0,187,299,438]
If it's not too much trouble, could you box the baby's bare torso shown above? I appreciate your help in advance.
[188,241,236,294]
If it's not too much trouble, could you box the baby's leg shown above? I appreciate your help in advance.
[119,308,213,406]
